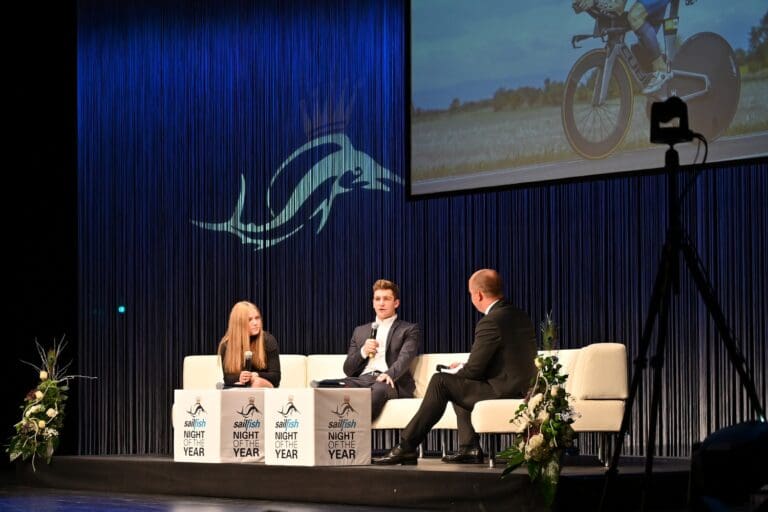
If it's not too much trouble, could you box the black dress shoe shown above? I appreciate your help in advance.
[372,443,418,465]
[441,446,485,464]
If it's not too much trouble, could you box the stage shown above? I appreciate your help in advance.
[10,454,690,511]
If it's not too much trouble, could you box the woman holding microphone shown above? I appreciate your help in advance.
[217,301,281,388]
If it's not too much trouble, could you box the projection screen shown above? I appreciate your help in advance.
[409,0,767,195]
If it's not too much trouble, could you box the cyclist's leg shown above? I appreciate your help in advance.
[628,0,671,92]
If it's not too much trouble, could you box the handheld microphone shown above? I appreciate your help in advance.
[244,350,253,372]
[368,323,379,359]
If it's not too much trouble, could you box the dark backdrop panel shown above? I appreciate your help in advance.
[77,0,767,457]
[4,2,78,468]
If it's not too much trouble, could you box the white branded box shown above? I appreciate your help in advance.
[173,389,265,463]
[264,388,371,466]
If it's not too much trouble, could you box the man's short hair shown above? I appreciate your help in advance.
[373,279,400,300]
[469,269,503,298]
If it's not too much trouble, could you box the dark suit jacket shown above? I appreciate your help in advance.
[456,301,537,398]
[342,319,421,397]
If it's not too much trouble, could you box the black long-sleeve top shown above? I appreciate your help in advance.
[219,332,281,387]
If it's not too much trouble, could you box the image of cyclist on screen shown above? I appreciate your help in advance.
[573,0,673,93]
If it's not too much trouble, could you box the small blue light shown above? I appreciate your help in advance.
[118,305,126,314]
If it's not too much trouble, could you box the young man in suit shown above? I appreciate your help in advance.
[373,269,537,465]
[342,279,421,420]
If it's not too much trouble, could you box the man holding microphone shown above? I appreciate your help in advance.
[341,279,421,420]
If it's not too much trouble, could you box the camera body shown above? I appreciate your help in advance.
[650,96,694,145]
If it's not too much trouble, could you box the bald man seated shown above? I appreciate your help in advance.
[373,269,537,465]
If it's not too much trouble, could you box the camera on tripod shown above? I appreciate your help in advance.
[650,96,694,145]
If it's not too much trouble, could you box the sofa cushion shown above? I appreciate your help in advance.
[411,353,470,398]
[569,343,628,400]
[539,349,580,393]
[571,399,625,432]
[470,399,526,433]
[306,354,347,384]
[183,355,223,389]
[279,354,308,388]
[372,398,423,429]
[373,398,458,430]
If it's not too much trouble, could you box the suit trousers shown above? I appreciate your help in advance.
[401,372,497,448]
[341,373,399,420]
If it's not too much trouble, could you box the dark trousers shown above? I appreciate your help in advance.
[401,373,498,448]
[342,373,399,420]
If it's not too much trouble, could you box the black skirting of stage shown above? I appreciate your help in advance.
[13,455,690,511]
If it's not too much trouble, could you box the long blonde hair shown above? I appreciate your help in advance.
[217,301,266,374]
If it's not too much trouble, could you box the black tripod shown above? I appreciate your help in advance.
[599,146,766,511]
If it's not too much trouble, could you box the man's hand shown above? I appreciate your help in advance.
[363,338,379,358]
[238,370,252,384]
[449,361,462,369]
[376,373,394,388]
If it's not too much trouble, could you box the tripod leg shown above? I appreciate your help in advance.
[642,275,674,511]
[600,240,675,511]
[680,238,767,420]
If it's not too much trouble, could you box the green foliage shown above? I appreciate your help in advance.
[737,10,768,73]
[6,337,93,470]
[499,316,576,508]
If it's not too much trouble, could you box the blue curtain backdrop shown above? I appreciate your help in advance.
[77,0,767,456]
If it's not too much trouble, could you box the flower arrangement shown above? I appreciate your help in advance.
[7,337,93,470]
[499,313,577,506]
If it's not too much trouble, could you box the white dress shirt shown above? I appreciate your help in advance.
[362,314,397,374]
[484,299,501,315]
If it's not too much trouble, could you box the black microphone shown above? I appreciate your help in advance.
[368,323,379,359]
[244,350,253,372]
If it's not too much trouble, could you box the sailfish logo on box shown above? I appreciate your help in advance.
[275,395,300,432]
[234,396,261,431]
[331,395,357,418]
[184,397,207,429]
[192,89,403,250]
[277,395,301,418]
[328,395,357,430]
[327,395,359,460]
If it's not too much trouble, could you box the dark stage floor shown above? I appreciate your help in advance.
[3,455,692,511]
[0,484,416,512]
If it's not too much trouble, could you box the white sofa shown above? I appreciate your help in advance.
[471,343,628,466]
[178,343,628,464]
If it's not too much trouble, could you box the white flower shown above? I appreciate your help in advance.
[534,357,544,369]
[37,420,46,429]
[528,393,544,411]
[538,410,550,423]
[34,390,44,400]
[514,414,531,431]
[25,405,41,417]
[39,370,49,381]
[525,433,549,462]
[46,408,57,418]
[43,427,59,438]
[528,433,544,449]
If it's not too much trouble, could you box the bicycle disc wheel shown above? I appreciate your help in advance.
[562,49,634,159]
[669,32,740,141]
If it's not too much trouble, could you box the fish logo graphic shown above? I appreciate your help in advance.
[331,395,357,418]
[187,397,206,417]
[193,93,402,250]
[277,395,300,417]
[236,396,261,418]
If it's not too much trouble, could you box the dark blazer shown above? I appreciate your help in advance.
[456,301,537,398]
[342,319,421,397]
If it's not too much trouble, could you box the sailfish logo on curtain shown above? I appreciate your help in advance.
[192,91,402,250]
